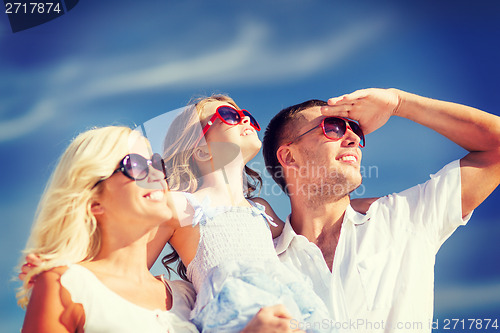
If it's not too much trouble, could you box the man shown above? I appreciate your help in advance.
[259,88,500,332]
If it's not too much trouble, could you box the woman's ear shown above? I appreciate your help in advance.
[90,202,104,216]
[193,146,212,162]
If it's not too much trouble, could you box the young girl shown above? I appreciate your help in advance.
[149,96,333,332]
[18,126,198,333]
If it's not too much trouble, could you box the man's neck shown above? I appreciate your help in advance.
[289,195,350,271]
[290,194,349,240]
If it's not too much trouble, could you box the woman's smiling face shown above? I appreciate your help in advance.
[94,135,173,229]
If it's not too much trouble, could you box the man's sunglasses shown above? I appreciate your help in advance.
[195,105,261,146]
[95,153,167,186]
[286,117,365,147]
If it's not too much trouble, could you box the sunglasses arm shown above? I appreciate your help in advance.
[285,126,317,146]
[195,113,219,146]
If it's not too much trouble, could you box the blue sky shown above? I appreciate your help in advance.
[1,0,499,331]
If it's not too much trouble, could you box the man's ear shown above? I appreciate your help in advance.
[193,146,212,162]
[90,202,104,216]
[276,145,297,169]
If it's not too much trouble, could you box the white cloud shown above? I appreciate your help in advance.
[0,99,56,142]
[436,281,500,312]
[79,15,391,97]
[77,21,265,98]
[0,14,392,142]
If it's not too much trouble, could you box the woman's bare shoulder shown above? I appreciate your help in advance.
[23,266,85,333]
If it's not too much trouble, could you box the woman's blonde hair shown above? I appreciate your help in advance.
[16,126,139,308]
[162,95,262,280]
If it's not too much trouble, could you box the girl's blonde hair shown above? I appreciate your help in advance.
[162,95,262,280]
[16,126,138,308]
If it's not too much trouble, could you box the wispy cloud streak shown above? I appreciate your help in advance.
[436,281,500,312]
[0,15,391,142]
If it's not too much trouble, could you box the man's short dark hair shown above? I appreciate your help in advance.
[263,99,327,194]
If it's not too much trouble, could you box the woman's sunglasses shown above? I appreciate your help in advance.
[195,105,261,146]
[286,117,365,147]
[94,153,167,187]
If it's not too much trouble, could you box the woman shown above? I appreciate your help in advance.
[17,126,198,332]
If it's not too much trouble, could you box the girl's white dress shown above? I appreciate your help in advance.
[183,193,332,333]
[60,264,199,332]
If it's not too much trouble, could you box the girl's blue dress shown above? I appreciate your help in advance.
[183,193,333,333]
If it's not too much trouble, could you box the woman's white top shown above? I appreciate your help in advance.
[60,264,198,333]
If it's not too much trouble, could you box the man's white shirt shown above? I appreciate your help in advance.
[275,160,471,333]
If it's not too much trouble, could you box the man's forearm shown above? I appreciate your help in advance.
[393,89,500,153]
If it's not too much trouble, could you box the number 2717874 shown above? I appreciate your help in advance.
[442,318,499,330]
[5,2,62,14]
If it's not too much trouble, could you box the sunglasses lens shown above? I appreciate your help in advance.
[217,106,240,125]
[151,153,167,177]
[123,154,148,181]
[243,110,261,131]
[323,118,346,139]
[348,121,365,147]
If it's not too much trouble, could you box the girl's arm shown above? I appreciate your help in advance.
[147,225,175,269]
[251,197,285,239]
[147,191,192,269]
[350,197,380,214]
[22,267,84,333]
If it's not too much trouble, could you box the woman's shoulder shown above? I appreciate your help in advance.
[30,266,74,307]
[24,266,84,332]
[34,266,70,286]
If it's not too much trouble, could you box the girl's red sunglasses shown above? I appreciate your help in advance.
[195,106,261,146]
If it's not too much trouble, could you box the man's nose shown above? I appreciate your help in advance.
[342,128,361,147]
